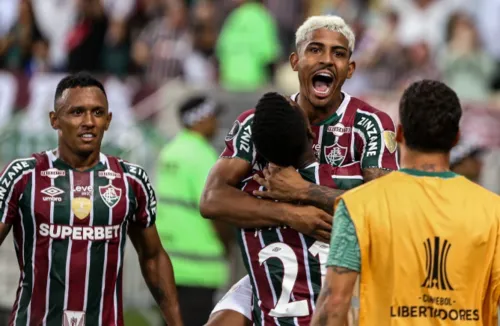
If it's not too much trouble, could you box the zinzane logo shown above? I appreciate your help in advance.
[63,311,85,326]
[238,125,252,153]
[357,116,379,157]
[422,237,454,291]
[127,165,157,215]
[0,160,32,203]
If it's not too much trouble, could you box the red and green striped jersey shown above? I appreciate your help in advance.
[221,92,399,182]
[0,150,157,326]
[238,163,347,326]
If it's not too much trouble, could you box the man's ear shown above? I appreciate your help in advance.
[347,60,356,79]
[105,112,113,131]
[290,52,299,72]
[453,130,460,147]
[395,124,404,143]
[49,111,58,130]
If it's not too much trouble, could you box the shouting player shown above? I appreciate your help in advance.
[0,72,182,326]
[312,80,500,325]
[201,15,398,325]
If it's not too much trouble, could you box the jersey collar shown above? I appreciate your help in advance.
[46,149,108,170]
[290,92,351,125]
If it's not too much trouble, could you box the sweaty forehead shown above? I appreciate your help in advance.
[57,86,108,111]
[305,28,349,49]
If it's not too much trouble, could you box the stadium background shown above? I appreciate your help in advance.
[1,0,500,324]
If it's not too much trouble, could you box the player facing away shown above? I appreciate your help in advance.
[312,80,500,326]
[208,93,363,326]
[0,72,183,326]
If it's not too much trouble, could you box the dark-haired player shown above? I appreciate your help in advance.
[208,92,362,326]
[312,80,500,325]
[0,72,182,326]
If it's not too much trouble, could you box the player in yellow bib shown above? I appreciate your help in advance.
[312,79,500,326]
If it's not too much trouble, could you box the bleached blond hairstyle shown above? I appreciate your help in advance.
[295,16,356,53]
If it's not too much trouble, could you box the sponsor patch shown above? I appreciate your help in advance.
[99,184,122,208]
[63,310,85,326]
[324,143,348,166]
[383,130,397,153]
[327,123,351,137]
[225,120,241,141]
[41,168,65,179]
[71,197,92,220]
[98,169,121,180]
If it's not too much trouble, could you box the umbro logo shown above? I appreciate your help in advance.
[41,186,64,202]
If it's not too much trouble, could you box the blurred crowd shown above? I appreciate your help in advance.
[1,0,500,103]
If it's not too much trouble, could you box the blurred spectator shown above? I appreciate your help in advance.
[264,0,306,54]
[132,0,192,86]
[476,0,500,90]
[156,95,231,326]
[350,9,405,92]
[389,0,466,52]
[183,0,218,86]
[66,0,108,73]
[437,12,494,102]
[101,19,131,77]
[31,0,76,70]
[397,41,440,89]
[0,0,44,72]
[450,140,484,183]
[216,0,281,91]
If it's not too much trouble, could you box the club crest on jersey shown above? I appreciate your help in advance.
[383,130,397,153]
[41,168,65,179]
[327,123,351,137]
[99,184,122,208]
[71,197,92,220]
[324,143,347,166]
[63,310,85,326]
[98,169,121,180]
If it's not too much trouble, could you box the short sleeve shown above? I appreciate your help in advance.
[220,109,256,164]
[354,109,399,171]
[327,199,361,272]
[0,159,33,225]
[124,163,157,228]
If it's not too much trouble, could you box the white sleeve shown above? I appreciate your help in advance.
[211,275,253,321]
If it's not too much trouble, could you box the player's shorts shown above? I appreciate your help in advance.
[210,275,253,321]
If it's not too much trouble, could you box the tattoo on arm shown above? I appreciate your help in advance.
[362,168,392,183]
[303,183,344,214]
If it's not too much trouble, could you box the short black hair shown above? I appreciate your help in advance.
[252,92,308,167]
[54,72,106,107]
[399,79,461,153]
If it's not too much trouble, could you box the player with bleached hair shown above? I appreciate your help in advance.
[202,15,399,326]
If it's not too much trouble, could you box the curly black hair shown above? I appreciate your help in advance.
[252,92,309,167]
[399,80,461,153]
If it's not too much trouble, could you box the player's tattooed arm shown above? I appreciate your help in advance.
[253,165,344,214]
[362,167,392,183]
[129,224,183,326]
[311,266,358,326]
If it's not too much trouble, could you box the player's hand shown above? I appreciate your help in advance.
[253,164,309,202]
[285,205,332,242]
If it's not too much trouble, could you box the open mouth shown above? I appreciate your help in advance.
[79,133,96,142]
[312,71,334,98]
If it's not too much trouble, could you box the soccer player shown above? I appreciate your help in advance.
[209,92,362,326]
[0,72,183,326]
[311,80,500,326]
[201,14,398,325]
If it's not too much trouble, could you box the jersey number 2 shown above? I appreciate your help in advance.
[258,241,329,318]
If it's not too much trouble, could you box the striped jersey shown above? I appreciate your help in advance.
[221,92,399,180]
[238,163,339,325]
[0,150,157,326]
